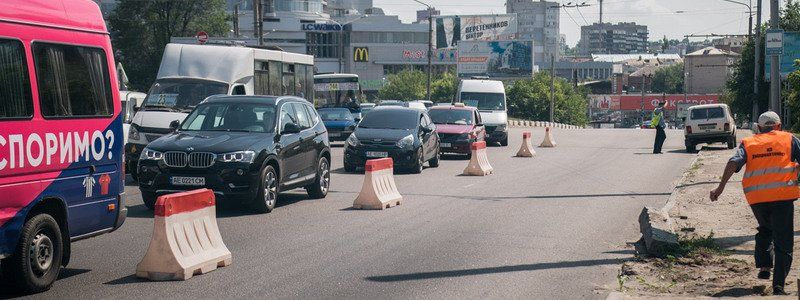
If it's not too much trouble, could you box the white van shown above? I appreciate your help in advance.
[120,90,146,144]
[684,104,737,153]
[455,79,508,146]
[125,43,314,179]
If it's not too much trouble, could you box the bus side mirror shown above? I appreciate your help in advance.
[169,120,181,132]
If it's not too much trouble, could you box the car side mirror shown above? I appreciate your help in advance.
[282,123,301,134]
[169,120,181,132]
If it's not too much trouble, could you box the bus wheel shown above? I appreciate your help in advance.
[1,214,63,293]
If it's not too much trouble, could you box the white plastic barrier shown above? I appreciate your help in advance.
[540,127,557,148]
[353,158,402,209]
[463,141,494,176]
[516,131,536,157]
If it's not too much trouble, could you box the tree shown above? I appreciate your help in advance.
[651,63,684,94]
[505,72,589,126]
[431,71,458,103]
[377,70,427,101]
[725,2,800,123]
[108,0,229,91]
[784,60,800,132]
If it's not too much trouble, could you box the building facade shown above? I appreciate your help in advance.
[684,47,740,94]
[579,22,648,55]
[506,0,560,66]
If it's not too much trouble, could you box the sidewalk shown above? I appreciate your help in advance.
[611,146,800,298]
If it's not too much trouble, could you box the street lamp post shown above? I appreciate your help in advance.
[413,0,433,101]
[318,15,368,74]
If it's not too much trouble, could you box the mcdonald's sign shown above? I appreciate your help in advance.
[353,47,369,62]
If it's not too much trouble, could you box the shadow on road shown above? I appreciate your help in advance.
[126,192,316,219]
[715,231,800,249]
[395,192,672,201]
[104,274,144,285]
[712,287,762,297]
[364,257,628,282]
[0,268,92,297]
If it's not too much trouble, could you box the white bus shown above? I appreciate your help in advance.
[313,73,364,119]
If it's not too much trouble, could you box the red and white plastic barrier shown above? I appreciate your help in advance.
[540,127,557,148]
[353,158,402,210]
[516,131,536,157]
[463,141,493,176]
[136,189,232,281]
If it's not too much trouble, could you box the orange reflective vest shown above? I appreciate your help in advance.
[741,130,800,205]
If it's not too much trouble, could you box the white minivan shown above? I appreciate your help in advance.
[684,104,737,153]
[455,79,508,146]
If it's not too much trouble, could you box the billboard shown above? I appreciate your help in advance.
[433,14,518,49]
[457,40,533,78]
[764,31,800,81]
[589,94,621,110]
[617,94,719,111]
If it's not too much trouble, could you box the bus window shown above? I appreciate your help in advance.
[283,63,295,96]
[305,65,314,101]
[269,61,281,95]
[0,39,33,119]
[34,42,113,118]
[254,61,269,95]
[296,64,306,98]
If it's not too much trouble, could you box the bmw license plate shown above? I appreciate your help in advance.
[328,132,340,137]
[171,176,205,186]
[440,143,452,148]
[366,151,388,158]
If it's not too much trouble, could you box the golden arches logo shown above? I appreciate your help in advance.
[353,47,369,62]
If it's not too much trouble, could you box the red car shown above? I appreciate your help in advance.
[429,104,486,155]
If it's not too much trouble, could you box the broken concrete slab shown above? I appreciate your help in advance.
[638,206,678,257]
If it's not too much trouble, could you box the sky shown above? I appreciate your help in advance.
[372,0,773,46]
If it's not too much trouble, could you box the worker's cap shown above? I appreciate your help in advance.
[758,111,781,127]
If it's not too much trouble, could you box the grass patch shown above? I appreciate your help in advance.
[664,232,725,259]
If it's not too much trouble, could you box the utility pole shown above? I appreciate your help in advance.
[599,0,603,24]
[641,75,646,125]
[413,0,433,101]
[550,54,555,123]
[753,0,762,122]
[233,3,240,38]
[253,0,263,46]
[769,0,781,113]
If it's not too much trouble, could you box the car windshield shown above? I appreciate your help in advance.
[379,101,404,107]
[461,92,506,111]
[144,79,229,112]
[181,103,276,133]
[690,107,725,120]
[318,108,354,121]
[429,109,474,125]
[358,109,418,130]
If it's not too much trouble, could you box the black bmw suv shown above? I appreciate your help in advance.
[137,96,331,213]
[343,106,440,173]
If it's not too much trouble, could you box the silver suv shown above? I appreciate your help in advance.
[683,104,736,153]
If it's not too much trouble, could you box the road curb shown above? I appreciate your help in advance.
[660,151,703,216]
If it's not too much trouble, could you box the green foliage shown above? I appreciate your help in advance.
[651,63,684,94]
[725,2,800,123]
[785,61,800,132]
[377,70,427,101]
[431,71,458,103]
[505,72,589,126]
[378,70,458,102]
[108,0,229,91]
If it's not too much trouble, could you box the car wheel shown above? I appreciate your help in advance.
[306,156,330,199]
[411,148,424,174]
[252,165,278,213]
[727,135,736,149]
[343,161,356,173]
[1,213,63,293]
[141,192,157,211]
[685,141,696,153]
[429,148,440,168]
[500,137,508,146]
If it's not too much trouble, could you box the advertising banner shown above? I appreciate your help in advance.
[433,14,518,49]
[457,40,533,78]
[617,94,719,111]
[764,31,800,81]
[589,94,621,110]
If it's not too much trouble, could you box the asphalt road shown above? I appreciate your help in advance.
[4,128,699,299]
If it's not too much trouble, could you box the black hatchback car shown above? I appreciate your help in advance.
[343,107,440,173]
[137,96,331,213]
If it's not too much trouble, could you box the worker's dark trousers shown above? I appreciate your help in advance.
[750,200,795,288]
[653,126,666,153]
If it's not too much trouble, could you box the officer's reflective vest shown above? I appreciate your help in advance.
[741,130,800,205]
[650,109,663,128]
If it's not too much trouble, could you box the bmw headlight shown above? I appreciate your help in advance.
[140,148,163,160]
[129,124,140,141]
[219,151,256,163]
[346,133,360,147]
[395,134,414,148]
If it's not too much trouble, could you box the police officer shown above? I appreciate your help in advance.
[651,102,667,154]
[710,111,800,295]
